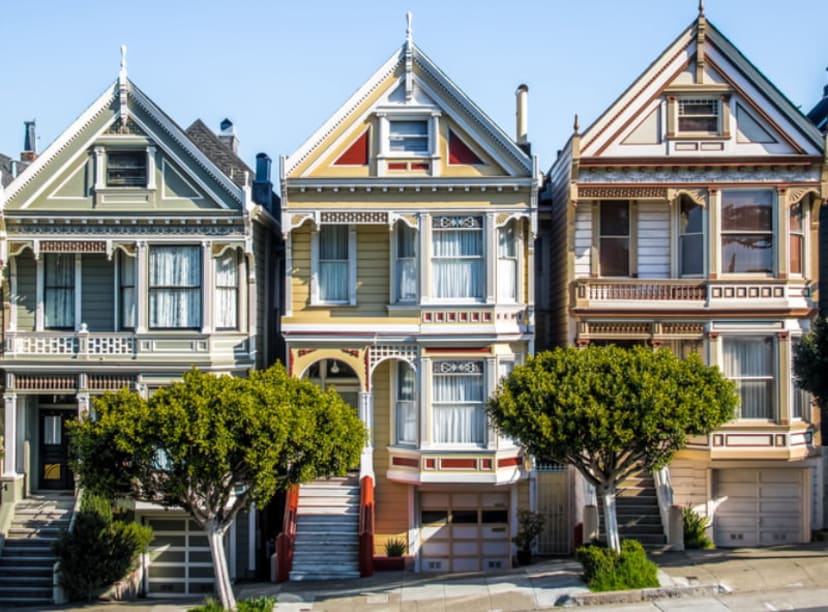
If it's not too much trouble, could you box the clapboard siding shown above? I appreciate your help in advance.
[670,459,710,517]
[573,205,592,278]
[355,225,389,316]
[290,226,311,312]
[14,250,36,331]
[81,254,114,331]
[637,203,670,278]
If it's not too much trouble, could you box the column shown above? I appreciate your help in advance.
[707,189,719,280]
[3,393,18,478]
[77,392,90,418]
[486,356,497,449]
[419,213,430,303]
[146,146,157,191]
[776,188,789,279]
[359,391,375,482]
[201,242,213,334]
[419,356,430,446]
[429,112,441,177]
[486,213,496,304]
[94,146,106,190]
[136,242,147,333]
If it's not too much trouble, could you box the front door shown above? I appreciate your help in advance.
[39,409,74,490]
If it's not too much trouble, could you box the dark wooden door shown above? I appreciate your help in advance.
[39,409,74,490]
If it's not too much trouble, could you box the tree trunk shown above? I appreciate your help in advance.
[206,521,236,611]
[600,484,621,552]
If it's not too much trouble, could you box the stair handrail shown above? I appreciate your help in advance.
[358,475,374,577]
[275,484,299,583]
[53,490,83,605]
[653,467,673,542]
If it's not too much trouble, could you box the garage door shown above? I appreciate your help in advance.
[420,491,510,572]
[714,469,804,547]
[144,516,216,596]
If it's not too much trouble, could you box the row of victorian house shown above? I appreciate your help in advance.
[1,5,828,600]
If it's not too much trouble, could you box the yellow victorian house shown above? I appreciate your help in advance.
[279,21,541,578]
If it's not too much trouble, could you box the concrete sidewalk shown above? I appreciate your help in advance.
[45,543,828,611]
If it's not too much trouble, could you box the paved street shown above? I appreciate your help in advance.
[35,543,828,611]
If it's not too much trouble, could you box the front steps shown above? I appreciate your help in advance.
[598,470,666,548]
[289,475,360,581]
[0,492,75,607]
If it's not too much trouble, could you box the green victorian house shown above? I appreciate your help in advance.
[0,51,281,603]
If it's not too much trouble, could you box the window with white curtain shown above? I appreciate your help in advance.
[723,337,775,420]
[149,246,201,329]
[498,220,517,301]
[118,251,135,330]
[215,249,239,329]
[395,222,417,302]
[432,216,483,300]
[396,362,417,445]
[44,254,75,329]
[319,225,349,303]
[432,361,485,445]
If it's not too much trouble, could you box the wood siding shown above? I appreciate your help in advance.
[573,206,592,278]
[637,203,670,278]
[355,226,389,316]
[290,225,311,312]
[670,459,710,517]
[14,251,36,331]
[81,254,114,331]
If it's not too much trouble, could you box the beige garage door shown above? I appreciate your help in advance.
[144,516,215,596]
[420,491,510,572]
[714,469,804,547]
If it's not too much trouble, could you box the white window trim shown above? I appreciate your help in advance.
[429,215,486,305]
[789,199,808,278]
[392,360,418,447]
[718,189,776,277]
[390,220,419,304]
[720,334,777,422]
[676,97,721,135]
[310,224,357,306]
[496,218,521,303]
[37,253,81,332]
[429,359,487,450]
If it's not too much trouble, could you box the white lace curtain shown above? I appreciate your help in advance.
[432,229,483,299]
[498,221,517,301]
[396,223,417,302]
[319,225,348,302]
[44,254,74,329]
[149,246,201,328]
[215,250,239,329]
[432,371,485,444]
[723,337,773,419]
[396,362,417,444]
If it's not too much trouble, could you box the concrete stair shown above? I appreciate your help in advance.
[289,475,361,581]
[598,471,666,548]
[0,492,75,607]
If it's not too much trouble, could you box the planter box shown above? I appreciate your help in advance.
[373,555,413,571]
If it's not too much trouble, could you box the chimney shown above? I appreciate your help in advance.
[21,120,37,162]
[515,84,530,155]
[252,153,274,211]
[218,118,239,154]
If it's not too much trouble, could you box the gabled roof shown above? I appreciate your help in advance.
[285,39,532,178]
[1,75,246,208]
[186,119,253,189]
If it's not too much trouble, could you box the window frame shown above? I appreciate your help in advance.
[678,197,705,277]
[148,245,202,330]
[311,224,357,306]
[388,119,429,155]
[394,361,418,446]
[43,253,76,331]
[789,199,806,277]
[598,201,631,277]
[431,360,487,448]
[720,189,775,276]
[393,220,418,304]
[497,219,519,302]
[215,248,240,330]
[106,150,148,188]
[722,335,776,421]
[431,215,485,302]
[677,97,721,135]
[117,250,136,331]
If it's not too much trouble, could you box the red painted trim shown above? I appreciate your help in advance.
[392,456,419,468]
[497,456,522,468]
[441,458,477,469]
[334,130,369,166]
[276,485,300,582]
[410,162,430,170]
[388,162,408,170]
[448,129,484,165]
[359,476,375,577]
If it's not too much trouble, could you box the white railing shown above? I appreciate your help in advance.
[6,332,135,356]
[653,466,674,542]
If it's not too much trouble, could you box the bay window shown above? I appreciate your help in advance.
[395,222,417,302]
[149,246,201,329]
[790,200,805,275]
[498,220,518,301]
[599,201,630,277]
[317,225,351,303]
[432,216,483,300]
[44,254,75,329]
[432,361,485,445]
[791,338,810,421]
[723,337,775,420]
[396,362,417,445]
[721,190,773,274]
[118,251,135,330]
[215,249,239,329]
[679,198,704,276]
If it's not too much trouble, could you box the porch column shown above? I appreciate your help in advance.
[359,391,375,482]
[3,393,18,478]
[136,242,148,333]
[77,392,90,418]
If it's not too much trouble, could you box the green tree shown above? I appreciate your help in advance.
[488,345,737,552]
[68,364,365,610]
[793,316,828,409]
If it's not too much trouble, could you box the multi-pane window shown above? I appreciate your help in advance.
[149,246,201,329]
[679,198,704,276]
[395,222,417,302]
[599,201,630,276]
[44,254,75,329]
[118,252,135,330]
[396,362,417,445]
[215,249,239,329]
[723,337,775,420]
[318,225,349,303]
[389,120,428,153]
[432,216,483,300]
[678,98,719,133]
[790,200,805,275]
[498,220,518,301]
[721,190,773,274]
[432,361,485,445]
[107,151,147,187]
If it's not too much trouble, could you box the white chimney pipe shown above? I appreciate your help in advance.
[516,84,529,144]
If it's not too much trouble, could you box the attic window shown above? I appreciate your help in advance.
[678,98,720,133]
[107,151,147,187]
[389,120,428,153]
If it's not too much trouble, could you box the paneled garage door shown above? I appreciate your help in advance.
[714,469,804,547]
[144,516,216,596]
[420,491,511,572]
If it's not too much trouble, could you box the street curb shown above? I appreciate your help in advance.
[567,583,721,606]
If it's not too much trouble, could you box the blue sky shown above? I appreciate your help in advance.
[1,0,826,181]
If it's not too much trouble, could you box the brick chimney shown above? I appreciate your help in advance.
[21,120,37,162]
[218,118,239,154]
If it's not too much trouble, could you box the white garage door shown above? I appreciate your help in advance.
[714,469,804,547]
[144,516,216,596]
[420,491,511,572]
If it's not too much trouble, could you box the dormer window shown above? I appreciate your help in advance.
[107,151,147,187]
[678,98,720,134]
[389,120,428,154]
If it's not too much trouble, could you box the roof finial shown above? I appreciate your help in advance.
[406,11,413,46]
[119,44,128,81]
[698,0,704,16]
[404,12,414,102]
[118,44,129,130]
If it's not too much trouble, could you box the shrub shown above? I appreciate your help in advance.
[190,596,275,612]
[512,509,545,553]
[576,539,659,591]
[53,493,153,602]
[683,505,714,549]
[384,537,407,557]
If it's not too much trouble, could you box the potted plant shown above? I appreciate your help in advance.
[513,510,545,565]
[373,537,408,571]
